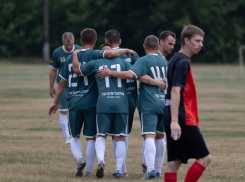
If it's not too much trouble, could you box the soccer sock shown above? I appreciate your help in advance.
[164,172,177,182]
[121,137,128,174]
[70,137,83,161]
[112,139,116,160]
[142,141,145,163]
[155,138,166,173]
[144,138,156,172]
[115,141,126,172]
[184,161,205,182]
[59,113,70,138]
[85,140,96,173]
[95,137,106,164]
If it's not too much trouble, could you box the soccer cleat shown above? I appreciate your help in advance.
[156,172,161,178]
[65,136,71,144]
[84,172,92,177]
[114,171,121,178]
[141,162,147,175]
[141,170,155,180]
[75,158,86,176]
[96,161,105,178]
[113,172,128,178]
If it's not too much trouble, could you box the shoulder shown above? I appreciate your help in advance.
[74,44,83,49]
[169,52,189,65]
[52,46,63,55]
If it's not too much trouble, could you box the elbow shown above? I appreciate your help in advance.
[73,67,81,74]
[128,73,135,79]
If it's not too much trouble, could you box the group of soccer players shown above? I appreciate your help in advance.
[48,25,211,181]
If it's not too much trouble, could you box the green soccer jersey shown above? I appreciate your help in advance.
[129,54,168,114]
[113,47,139,108]
[79,57,132,113]
[49,44,83,84]
[157,50,168,64]
[59,49,104,110]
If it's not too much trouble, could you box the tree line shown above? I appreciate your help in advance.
[1,0,245,63]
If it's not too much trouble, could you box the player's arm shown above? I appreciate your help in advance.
[104,49,135,59]
[170,86,182,140]
[49,78,67,115]
[49,68,57,98]
[138,75,166,91]
[97,65,135,79]
[72,49,82,74]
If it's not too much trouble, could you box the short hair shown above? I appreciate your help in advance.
[105,30,120,44]
[144,35,159,50]
[159,31,176,42]
[99,43,112,51]
[80,28,97,45]
[62,32,74,42]
[181,25,205,46]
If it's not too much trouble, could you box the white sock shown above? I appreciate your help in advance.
[115,141,125,172]
[112,139,116,160]
[144,138,156,172]
[121,137,128,174]
[95,137,106,164]
[155,138,166,173]
[85,140,96,173]
[70,137,83,161]
[142,140,145,163]
[59,113,70,138]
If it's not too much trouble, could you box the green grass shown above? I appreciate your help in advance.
[0,62,245,181]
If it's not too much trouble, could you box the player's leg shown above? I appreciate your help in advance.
[155,114,166,177]
[83,107,97,177]
[140,112,158,180]
[95,113,111,178]
[112,113,128,178]
[58,89,70,144]
[69,110,86,176]
[164,160,181,182]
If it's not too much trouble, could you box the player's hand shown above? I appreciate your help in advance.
[73,49,81,55]
[49,87,56,98]
[170,122,181,141]
[48,103,58,115]
[125,49,135,59]
[97,65,110,79]
[156,78,166,91]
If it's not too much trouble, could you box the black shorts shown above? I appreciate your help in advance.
[165,125,210,164]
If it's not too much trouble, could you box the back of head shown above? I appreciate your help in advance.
[99,43,112,51]
[80,28,97,45]
[105,30,120,44]
[62,32,74,43]
[181,25,205,46]
[144,35,159,50]
[159,31,176,42]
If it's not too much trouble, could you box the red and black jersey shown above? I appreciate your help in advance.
[164,52,199,127]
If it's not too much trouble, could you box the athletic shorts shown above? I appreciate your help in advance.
[96,113,128,136]
[165,125,210,164]
[68,107,96,138]
[128,107,136,134]
[57,85,68,111]
[139,112,164,135]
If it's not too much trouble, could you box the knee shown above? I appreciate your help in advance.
[197,154,211,167]
[166,160,181,173]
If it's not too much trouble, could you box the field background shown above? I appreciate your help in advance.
[0,62,245,182]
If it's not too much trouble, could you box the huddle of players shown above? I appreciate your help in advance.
[49,25,211,181]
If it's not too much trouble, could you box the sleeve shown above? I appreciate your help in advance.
[172,58,190,88]
[79,60,98,76]
[91,50,105,60]
[59,61,69,81]
[49,50,58,69]
[129,58,147,79]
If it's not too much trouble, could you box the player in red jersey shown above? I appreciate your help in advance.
[164,25,211,182]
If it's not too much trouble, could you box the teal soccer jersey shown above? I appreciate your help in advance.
[113,48,139,108]
[130,54,168,114]
[49,44,82,84]
[79,57,132,113]
[59,49,104,110]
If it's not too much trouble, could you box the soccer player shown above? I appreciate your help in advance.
[104,29,139,177]
[141,31,176,177]
[73,43,133,179]
[163,25,211,182]
[49,28,135,177]
[97,35,167,180]
[49,32,82,144]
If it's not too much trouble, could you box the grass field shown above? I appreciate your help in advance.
[0,62,245,182]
